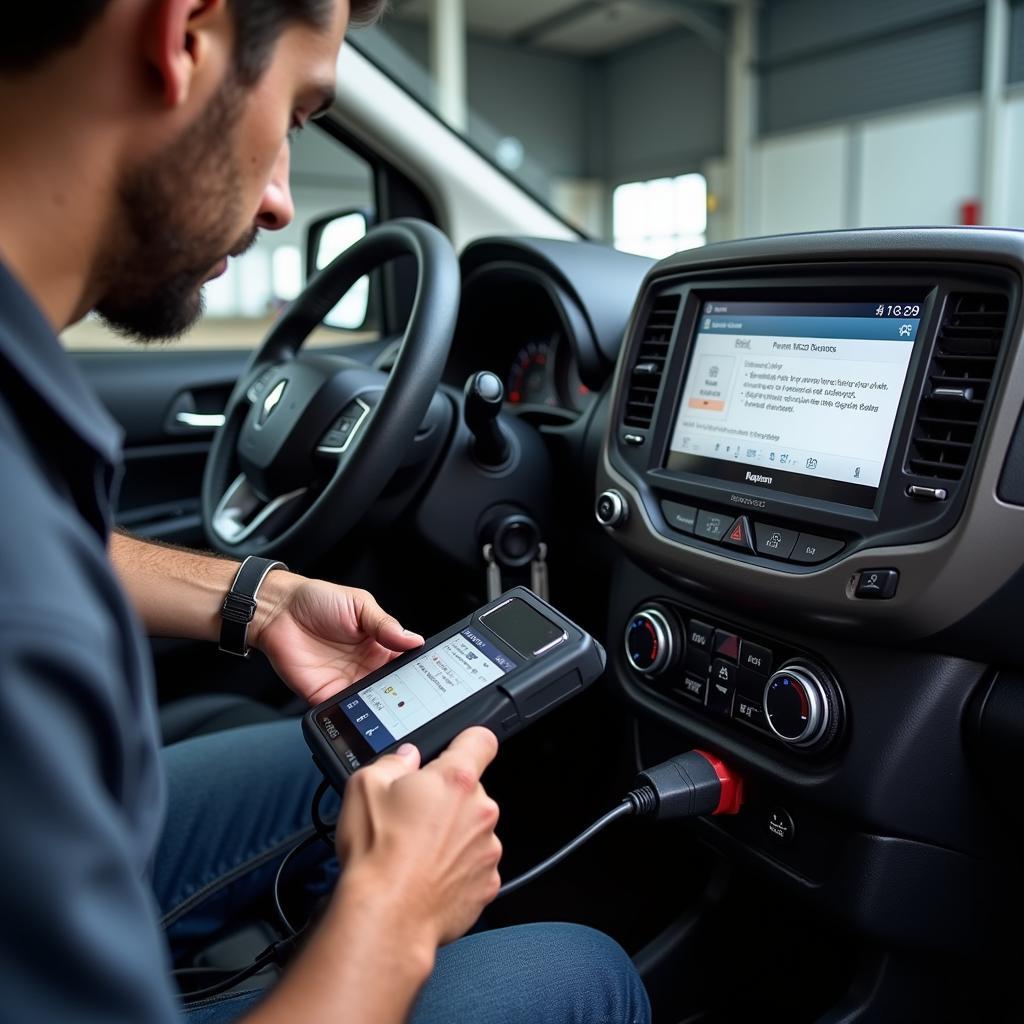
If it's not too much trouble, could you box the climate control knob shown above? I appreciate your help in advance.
[624,608,676,675]
[764,664,832,747]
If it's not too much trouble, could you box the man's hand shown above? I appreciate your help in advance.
[251,574,424,705]
[245,728,502,1024]
[335,727,503,948]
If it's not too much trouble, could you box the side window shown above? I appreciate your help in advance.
[61,127,379,352]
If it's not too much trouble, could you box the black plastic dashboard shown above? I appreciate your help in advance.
[586,228,1024,965]
[596,229,1024,643]
[448,238,654,420]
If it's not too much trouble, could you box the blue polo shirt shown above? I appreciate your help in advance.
[0,262,178,1021]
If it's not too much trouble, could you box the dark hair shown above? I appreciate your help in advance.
[0,0,387,77]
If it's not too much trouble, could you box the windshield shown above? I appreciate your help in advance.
[355,1,1015,259]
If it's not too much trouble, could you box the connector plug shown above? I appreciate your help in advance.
[635,749,743,819]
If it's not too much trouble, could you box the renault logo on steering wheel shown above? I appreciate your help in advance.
[258,380,287,426]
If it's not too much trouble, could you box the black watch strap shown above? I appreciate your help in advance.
[219,555,288,657]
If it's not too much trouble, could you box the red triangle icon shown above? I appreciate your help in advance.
[729,522,744,542]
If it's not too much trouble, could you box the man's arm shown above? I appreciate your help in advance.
[109,532,423,703]
[109,531,241,643]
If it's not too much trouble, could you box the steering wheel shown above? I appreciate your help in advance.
[201,218,460,566]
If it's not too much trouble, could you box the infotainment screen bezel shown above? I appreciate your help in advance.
[608,261,1016,564]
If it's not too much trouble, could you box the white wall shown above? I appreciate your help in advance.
[754,127,849,236]
[1001,90,1024,226]
[857,101,981,227]
[748,97,992,237]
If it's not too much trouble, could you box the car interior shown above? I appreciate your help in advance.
[58,6,1024,1022]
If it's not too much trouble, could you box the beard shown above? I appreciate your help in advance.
[95,74,258,342]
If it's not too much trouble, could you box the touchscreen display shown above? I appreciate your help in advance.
[665,300,922,507]
[337,629,519,754]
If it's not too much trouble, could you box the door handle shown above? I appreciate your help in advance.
[174,411,226,429]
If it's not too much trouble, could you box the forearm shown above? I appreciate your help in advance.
[243,870,435,1024]
[108,532,294,642]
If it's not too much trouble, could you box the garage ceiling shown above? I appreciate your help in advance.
[389,0,729,56]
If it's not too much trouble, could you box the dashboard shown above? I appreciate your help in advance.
[444,241,645,420]
[443,268,598,417]
[581,228,1024,973]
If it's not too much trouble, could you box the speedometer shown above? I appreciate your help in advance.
[507,339,558,406]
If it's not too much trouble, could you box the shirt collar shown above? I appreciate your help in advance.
[0,261,123,465]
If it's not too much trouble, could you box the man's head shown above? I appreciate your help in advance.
[1,0,385,339]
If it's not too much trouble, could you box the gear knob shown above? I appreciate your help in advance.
[464,371,511,466]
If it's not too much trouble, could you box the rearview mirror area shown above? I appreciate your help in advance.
[305,209,373,330]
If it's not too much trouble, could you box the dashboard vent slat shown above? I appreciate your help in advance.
[622,294,681,429]
[906,292,1009,482]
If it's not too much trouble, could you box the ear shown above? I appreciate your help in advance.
[142,0,227,108]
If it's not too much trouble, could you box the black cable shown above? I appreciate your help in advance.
[271,780,338,936]
[179,941,284,1003]
[311,776,336,849]
[496,799,635,899]
[181,782,338,1003]
[272,831,324,937]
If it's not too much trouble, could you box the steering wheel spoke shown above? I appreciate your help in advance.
[210,473,308,546]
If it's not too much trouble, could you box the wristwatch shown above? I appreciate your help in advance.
[219,555,288,657]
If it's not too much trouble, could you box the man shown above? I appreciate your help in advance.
[0,1,651,1023]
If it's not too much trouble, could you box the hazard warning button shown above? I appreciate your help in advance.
[722,515,754,552]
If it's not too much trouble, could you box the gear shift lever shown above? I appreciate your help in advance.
[464,371,511,466]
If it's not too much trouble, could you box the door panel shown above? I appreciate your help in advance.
[75,349,250,544]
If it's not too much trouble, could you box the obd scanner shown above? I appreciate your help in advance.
[182,594,734,1002]
[304,587,606,791]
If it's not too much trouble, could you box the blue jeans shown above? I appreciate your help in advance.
[154,720,651,1024]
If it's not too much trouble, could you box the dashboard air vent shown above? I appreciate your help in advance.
[623,293,681,429]
[906,292,1008,481]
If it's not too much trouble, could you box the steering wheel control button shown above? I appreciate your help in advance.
[766,807,796,844]
[246,366,277,403]
[317,399,372,455]
[791,533,845,564]
[740,641,773,676]
[713,630,740,661]
[854,568,899,599]
[733,697,766,731]
[695,510,730,543]
[625,608,675,675]
[660,500,697,534]
[596,490,628,528]
[753,522,798,560]
[722,515,754,552]
[764,666,828,747]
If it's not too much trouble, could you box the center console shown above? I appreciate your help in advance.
[593,228,1024,956]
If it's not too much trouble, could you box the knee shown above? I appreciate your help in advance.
[535,923,651,1024]
[424,922,651,1024]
